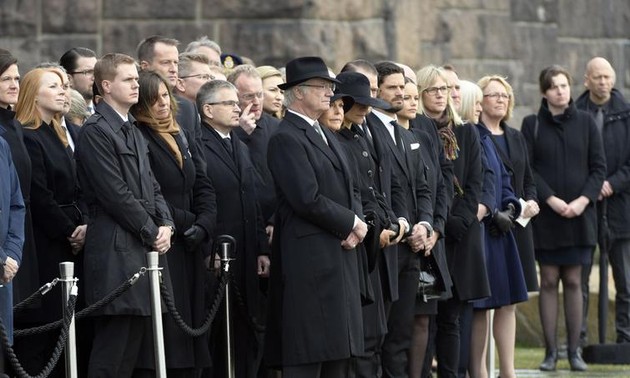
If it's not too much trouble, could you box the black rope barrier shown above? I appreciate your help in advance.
[229,275,265,333]
[13,279,59,314]
[15,268,146,338]
[2,290,77,378]
[160,270,228,337]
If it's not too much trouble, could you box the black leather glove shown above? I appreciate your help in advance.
[183,224,207,251]
[490,203,515,236]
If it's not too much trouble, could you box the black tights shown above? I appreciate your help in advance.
[538,264,583,353]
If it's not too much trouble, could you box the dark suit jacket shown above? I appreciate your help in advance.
[233,112,280,222]
[366,112,433,226]
[200,122,269,321]
[265,111,364,366]
[76,101,173,316]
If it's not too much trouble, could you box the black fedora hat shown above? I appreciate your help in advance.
[335,72,389,109]
[278,56,340,90]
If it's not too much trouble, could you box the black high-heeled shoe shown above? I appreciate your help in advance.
[569,349,587,371]
[539,348,558,371]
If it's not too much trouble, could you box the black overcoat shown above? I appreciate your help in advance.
[199,123,269,321]
[138,124,216,369]
[264,111,364,366]
[444,124,490,301]
[24,120,85,321]
[521,99,607,250]
[76,101,174,316]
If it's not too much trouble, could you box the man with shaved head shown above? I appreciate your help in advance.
[576,57,630,345]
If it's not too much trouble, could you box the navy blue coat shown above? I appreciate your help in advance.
[0,137,25,344]
[474,124,527,309]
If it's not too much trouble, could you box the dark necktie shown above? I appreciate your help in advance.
[122,121,134,147]
[223,137,234,157]
[391,120,405,154]
[595,107,604,132]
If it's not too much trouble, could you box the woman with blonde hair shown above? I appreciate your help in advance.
[256,65,284,119]
[415,65,488,377]
[465,76,530,378]
[14,67,88,377]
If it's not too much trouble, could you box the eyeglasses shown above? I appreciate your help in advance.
[206,100,240,107]
[70,69,95,77]
[240,91,264,102]
[447,85,461,91]
[180,73,214,81]
[423,86,449,96]
[483,93,510,100]
[300,83,336,92]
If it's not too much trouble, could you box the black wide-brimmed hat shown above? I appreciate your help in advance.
[278,56,340,90]
[335,72,389,109]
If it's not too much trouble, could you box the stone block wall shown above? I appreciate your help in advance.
[1,0,629,126]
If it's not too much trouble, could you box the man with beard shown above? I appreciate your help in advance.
[59,47,97,114]
[366,61,434,378]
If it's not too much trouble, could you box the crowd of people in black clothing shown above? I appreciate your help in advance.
[0,34,629,378]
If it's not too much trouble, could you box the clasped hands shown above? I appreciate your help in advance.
[341,217,368,250]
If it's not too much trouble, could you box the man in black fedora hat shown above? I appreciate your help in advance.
[264,56,368,378]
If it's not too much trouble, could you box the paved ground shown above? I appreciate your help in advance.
[515,369,629,377]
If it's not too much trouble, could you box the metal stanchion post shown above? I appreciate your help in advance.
[218,236,236,378]
[59,262,78,378]
[147,252,167,378]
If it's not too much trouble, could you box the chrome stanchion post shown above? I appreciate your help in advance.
[147,251,167,378]
[59,262,78,378]
[218,235,236,378]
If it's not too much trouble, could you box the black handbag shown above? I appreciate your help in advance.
[417,255,442,302]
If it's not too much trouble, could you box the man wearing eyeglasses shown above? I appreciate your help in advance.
[196,79,271,378]
[174,52,215,103]
[228,65,281,229]
[59,47,97,114]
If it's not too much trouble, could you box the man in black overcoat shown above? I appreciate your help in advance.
[576,57,630,344]
[75,53,175,377]
[264,56,368,378]
[196,79,271,378]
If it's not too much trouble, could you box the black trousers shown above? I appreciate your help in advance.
[283,359,350,378]
[88,315,149,378]
[381,245,419,378]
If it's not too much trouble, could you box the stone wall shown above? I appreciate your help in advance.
[1,0,629,126]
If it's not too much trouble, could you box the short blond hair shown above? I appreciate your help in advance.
[477,75,514,122]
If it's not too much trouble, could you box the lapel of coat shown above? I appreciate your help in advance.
[201,124,240,177]
[286,112,341,171]
[367,113,410,181]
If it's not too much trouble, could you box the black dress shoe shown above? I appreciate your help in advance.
[569,349,587,371]
[539,348,557,371]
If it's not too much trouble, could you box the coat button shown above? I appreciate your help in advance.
[367,170,374,177]
[362,151,369,158]
[353,134,359,140]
